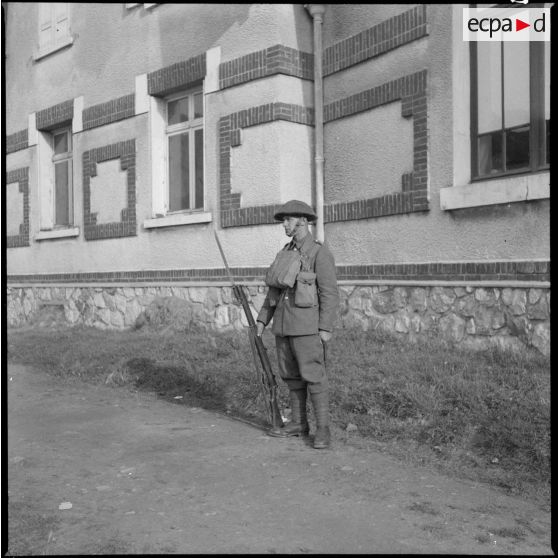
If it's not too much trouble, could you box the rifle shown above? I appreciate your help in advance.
[214,231,284,432]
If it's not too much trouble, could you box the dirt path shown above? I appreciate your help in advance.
[6,363,552,555]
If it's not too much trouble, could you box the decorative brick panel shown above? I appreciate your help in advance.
[324,70,429,222]
[219,44,313,89]
[323,5,428,76]
[218,102,314,227]
[6,167,30,248]
[82,140,137,241]
[6,129,29,153]
[36,100,74,131]
[6,260,550,285]
[147,53,206,96]
[82,94,135,130]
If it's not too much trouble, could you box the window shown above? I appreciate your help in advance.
[36,126,79,239]
[470,39,549,179]
[165,89,204,212]
[51,128,73,227]
[36,3,72,59]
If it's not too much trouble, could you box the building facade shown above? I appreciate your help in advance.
[4,3,550,355]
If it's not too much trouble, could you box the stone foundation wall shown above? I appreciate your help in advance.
[6,283,550,356]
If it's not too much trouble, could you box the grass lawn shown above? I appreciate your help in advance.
[7,323,550,504]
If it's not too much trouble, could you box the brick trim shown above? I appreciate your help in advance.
[219,102,314,227]
[82,94,136,130]
[216,6,429,91]
[82,140,137,241]
[6,167,30,248]
[324,70,428,221]
[36,99,74,131]
[147,53,206,96]
[323,5,428,76]
[6,129,29,154]
[6,260,550,284]
[219,44,313,89]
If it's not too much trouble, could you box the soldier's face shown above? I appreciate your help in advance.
[282,216,304,236]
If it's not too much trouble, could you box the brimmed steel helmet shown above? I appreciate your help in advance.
[274,200,317,222]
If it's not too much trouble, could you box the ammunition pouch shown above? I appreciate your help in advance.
[294,271,318,308]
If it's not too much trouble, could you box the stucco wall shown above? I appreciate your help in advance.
[323,4,415,44]
[4,3,312,131]
[325,103,414,202]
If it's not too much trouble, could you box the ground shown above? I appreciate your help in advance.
[6,363,553,555]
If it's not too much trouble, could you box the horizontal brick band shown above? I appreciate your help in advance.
[323,5,428,76]
[82,94,135,130]
[147,53,206,96]
[36,99,74,131]
[324,191,427,223]
[6,167,30,249]
[6,260,550,284]
[6,129,29,154]
[83,140,137,241]
[219,44,313,89]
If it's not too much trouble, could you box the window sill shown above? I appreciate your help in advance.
[33,36,74,61]
[35,227,80,240]
[143,212,213,229]
[440,171,549,210]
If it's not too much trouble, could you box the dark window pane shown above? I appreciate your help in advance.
[478,132,503,176]
[505,125,530,171]
[168,133,189,211]
[194,93,203,118]
[55,161,70,225]
[54,131,68,155]
[194,129,204,209]
[167,97,189,125]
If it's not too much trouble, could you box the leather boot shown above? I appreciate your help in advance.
[268,388,309,437]
[310,390,330,449]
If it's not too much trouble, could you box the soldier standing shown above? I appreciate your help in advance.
[256,200,340,449]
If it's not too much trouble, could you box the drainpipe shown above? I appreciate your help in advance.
[305,4,326,243]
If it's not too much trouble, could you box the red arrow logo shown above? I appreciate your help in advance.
[516,18,530,31]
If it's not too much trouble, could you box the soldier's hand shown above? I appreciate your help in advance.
[319,330,332,343]
[256,321,265,336]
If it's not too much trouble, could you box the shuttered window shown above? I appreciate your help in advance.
[37,3,72,58]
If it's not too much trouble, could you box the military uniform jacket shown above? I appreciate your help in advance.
[257,233,340,336]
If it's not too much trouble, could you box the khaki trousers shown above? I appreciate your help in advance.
[275,334,328,394]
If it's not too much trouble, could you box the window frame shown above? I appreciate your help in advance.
[164,88,204,214]
[50,127,74,228]
[469,7,549,181]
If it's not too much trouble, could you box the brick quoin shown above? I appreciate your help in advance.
[324,70,429,223]
[82,140,137,241]
[6,167,30,248]
[218,103,314,227]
